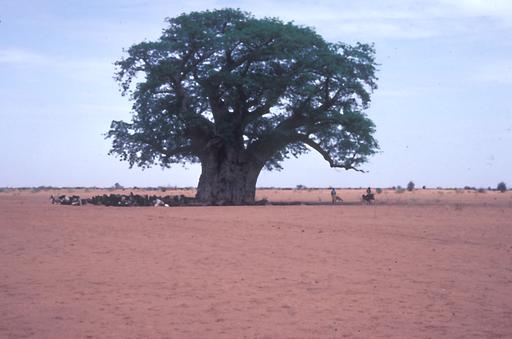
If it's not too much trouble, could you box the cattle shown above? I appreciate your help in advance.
[51,193,198,207]
[362,193,375,204]
[49,195,83,206]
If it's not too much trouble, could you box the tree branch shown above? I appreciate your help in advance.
[294,134,366,172]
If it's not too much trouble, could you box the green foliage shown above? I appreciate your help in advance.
[107,8,378,172]
[395,185,405,193]
[113,182,124,189]
[375,187,382,194]
[407,181,415,192]
[497,182,507,192]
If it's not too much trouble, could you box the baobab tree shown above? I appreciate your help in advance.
[107,8,379,204]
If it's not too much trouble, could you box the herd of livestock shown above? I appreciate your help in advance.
[50,192,375,207]
[50,193,197,207]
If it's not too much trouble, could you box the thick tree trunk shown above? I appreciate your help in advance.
[196,147,261,205]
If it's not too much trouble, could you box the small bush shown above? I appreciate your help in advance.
[395,185,405,193]
[113,182,124,189]
[477,188,486,193]
[376,188,382,194]
[407,181,415,192]
[295,184,307,190]
[497,182,507,193]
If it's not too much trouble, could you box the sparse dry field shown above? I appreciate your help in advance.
[1,189,512,338]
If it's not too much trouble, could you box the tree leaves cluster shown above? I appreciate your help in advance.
[107,8,379,173]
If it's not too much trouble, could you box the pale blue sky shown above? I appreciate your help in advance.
[1,0,511,188]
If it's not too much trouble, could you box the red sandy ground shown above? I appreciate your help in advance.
[1,189,512,338]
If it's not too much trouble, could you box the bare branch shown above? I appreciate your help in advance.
[294,134,366,172]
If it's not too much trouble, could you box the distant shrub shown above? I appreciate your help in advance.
[464,186,476,190]
[422,185,426,189]
[407,181,415,192]
[497,182,507,193]
[376,188,382,194]
[477,188,486,193]
[395,185,405,193]
[113,182,124,189]
[295,184,307,190]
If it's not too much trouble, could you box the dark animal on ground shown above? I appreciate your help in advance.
[362,193,375,204]
[51,193,197,207]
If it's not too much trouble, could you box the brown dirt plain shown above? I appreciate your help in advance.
[1,188,512,338]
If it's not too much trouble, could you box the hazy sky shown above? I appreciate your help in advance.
[1,0,511,188]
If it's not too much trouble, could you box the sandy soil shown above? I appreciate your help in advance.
[1,189,512,338]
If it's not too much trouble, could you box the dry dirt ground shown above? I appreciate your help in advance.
[1,188,512,338]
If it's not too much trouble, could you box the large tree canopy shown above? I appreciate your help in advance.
[107,8,379,204]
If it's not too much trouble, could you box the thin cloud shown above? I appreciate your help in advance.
[236,0,512,40]
[0,47,114,82]
[439,0,512,24]
[0,48,49,65]
[317,19,438,40]
[474,60,512,85]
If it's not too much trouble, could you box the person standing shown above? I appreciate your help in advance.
[331,188,337,204]
[363,187,374,204]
